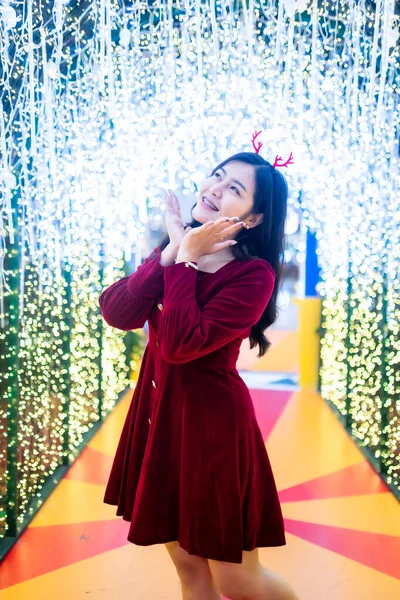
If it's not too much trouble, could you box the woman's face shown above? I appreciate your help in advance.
[192,160,260,225]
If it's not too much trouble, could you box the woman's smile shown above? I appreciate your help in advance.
[202,196,219,212]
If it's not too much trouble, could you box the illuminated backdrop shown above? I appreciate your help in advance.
[0,0,399,542]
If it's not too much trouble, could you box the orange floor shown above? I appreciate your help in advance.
[1,319,400,598]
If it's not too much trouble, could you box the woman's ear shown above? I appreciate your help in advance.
[249,213,264,227]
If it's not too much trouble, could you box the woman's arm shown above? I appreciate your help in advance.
[98,243,176,331]
[158,259,275,363]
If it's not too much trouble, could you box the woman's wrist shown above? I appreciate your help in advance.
[160,243,180,266]
[175,249,200,264]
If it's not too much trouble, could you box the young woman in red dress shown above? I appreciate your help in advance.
[99,151,299,599]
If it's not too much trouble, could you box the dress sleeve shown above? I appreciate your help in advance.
[158,259,275,364]
[98,244,164,331]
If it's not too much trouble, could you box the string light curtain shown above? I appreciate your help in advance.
[0,0,399,541]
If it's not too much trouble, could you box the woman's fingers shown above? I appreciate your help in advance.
[169,189,177,207]
[168,189,182,218]
[199,216,245,239]
[206,216,237,225]
[212,218,246,236]
[214,239,238,250]
[207,216,242,227]
[222,221,246,235]
[163,189,172,214]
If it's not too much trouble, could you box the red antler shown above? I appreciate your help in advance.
[251,130,263,154]
[272,151,294,168]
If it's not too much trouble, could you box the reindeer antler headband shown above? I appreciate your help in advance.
[251,130,294,169]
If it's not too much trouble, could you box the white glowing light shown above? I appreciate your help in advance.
[283,0,297,18]
[387,27,399,47]
[285,207,300,236]
[297,0,309,11]
[47,61,58,79]
[1,4,17,29]
[1,169,16,189]
[119,28,131,48]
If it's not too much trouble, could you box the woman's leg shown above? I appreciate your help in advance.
[208,548,299,600]
[165,542,222,600]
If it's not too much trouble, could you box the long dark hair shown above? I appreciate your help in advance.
[158,152,288,358]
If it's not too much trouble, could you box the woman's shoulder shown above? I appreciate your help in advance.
[218,256,275,289]
[236,256,275,279]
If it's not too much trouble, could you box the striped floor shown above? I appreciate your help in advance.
[1,324,399,598]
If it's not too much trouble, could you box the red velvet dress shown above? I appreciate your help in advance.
[99,244,286,564]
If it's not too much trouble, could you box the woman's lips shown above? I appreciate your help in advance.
[202,197,218,211]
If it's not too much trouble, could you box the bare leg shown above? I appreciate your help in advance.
[165,542,222,600]
[256,565,299,600]
[180,577,222,600]
[208,548,299,600]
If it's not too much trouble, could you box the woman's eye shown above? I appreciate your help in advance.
[214,172,239,195]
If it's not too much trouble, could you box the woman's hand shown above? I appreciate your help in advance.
[163,189,192,249]
[160,188,192,266]
[176,216,246,262]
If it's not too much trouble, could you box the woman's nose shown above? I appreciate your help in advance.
[208,184,222,197]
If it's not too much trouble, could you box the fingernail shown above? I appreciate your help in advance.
[231,240,238,245]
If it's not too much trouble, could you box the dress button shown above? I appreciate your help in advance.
[152,379,157,388]
[157,303,163,311]
[148,418,151,425]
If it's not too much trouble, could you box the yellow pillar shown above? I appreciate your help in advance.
[292,296,322,391]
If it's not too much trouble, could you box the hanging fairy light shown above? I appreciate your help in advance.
[1,3,17,29]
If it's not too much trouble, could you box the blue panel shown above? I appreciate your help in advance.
[305,228,320,297]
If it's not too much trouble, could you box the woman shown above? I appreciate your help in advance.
[99,152,298,600]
